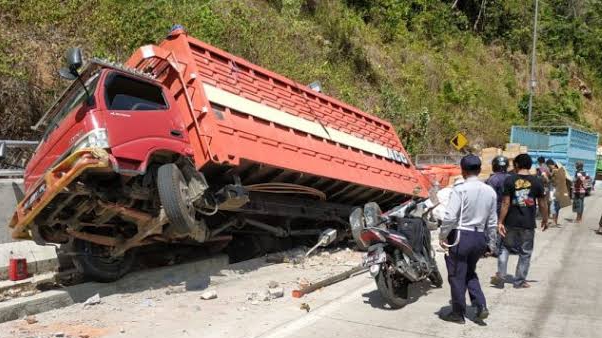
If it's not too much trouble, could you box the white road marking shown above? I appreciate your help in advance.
[255,282,375,338]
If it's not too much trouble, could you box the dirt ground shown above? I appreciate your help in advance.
[0,247,364,338]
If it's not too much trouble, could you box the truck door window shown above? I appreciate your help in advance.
[105,74,167,111]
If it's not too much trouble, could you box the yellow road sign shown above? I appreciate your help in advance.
[450,132,468,150]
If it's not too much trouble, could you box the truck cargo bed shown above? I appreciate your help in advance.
[126,29,428,207]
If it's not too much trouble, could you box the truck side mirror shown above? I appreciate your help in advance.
[66,47,83,71]
[59,47,83,80]
[0,142,6,161]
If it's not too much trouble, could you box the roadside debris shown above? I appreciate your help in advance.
[297,277,311,289]
[268,287,284,299]
[54,332,65,337]
[165,284,186,295]
[200,290,218,300]
[83,293,101,308]
[24,315,37,324]
[141,298,155,307]
[248,290,270,302]
[292,265,365,298]
[300,303,310,313]
[267,280,279,288]
[266,247,306,264]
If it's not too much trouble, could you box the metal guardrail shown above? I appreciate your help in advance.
[0,140,38,178]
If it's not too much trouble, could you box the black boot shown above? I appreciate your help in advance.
[439,311,465,324]
[476,306,490,320]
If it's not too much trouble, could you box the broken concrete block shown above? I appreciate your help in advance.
[257,290,271,301]
[24,315,37,324]
[83,293,101,307]
[268,287,284,299]
[200,290,217,300]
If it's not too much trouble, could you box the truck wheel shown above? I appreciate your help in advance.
[157,163,197,237]
[71,238,135,282]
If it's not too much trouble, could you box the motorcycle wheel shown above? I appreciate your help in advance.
[375,268,409,309]
[428,267,444,288]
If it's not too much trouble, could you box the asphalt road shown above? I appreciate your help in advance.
[264,189,602,338]
[2,188,601,338]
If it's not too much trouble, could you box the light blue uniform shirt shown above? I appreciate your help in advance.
[439,176,498,241]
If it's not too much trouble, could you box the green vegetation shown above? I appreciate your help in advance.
[0,0,601,153]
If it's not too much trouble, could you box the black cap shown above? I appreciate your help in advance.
[460,154,481,171]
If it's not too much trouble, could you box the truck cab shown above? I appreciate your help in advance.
[26,61,190,190]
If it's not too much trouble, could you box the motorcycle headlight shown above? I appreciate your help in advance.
[73,128,109,152]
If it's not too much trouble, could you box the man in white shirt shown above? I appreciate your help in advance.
[438,155,498,324]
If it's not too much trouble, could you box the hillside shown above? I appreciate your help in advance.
[1,0,601,155]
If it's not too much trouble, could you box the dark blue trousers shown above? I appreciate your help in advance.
[445,229,487,316]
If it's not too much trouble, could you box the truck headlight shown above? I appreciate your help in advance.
[73,128,109,151]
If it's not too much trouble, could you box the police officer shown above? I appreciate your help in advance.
[439,154,498,324]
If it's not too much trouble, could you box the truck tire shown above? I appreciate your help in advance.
[72,238,135,282]
[157,163,197,238]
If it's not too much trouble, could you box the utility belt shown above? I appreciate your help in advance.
[455,225,485,233]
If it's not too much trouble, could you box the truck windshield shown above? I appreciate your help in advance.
[105,74,167,111]
[42,74,100,140]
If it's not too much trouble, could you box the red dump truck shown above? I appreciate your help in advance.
[9,26,429,281]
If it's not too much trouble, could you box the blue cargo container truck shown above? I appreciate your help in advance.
[510,126,599,179]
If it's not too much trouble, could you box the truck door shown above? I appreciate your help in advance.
[101,72,186,167]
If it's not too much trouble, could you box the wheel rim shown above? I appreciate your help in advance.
[177,171,196,221]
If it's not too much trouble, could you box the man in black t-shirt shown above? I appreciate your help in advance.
[491,154,548,289]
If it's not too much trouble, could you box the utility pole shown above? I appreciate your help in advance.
[527,0,539,128]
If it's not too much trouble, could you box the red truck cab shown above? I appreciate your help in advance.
[10,27,429,281]
[26,63,191,188]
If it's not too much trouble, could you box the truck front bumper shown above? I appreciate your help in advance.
[9,148,111,240]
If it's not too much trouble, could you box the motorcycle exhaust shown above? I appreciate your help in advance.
[396,257,420,282]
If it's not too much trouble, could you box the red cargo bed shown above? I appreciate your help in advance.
[126,29,428,206]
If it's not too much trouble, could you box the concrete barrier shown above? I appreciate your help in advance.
[0,179,23,244]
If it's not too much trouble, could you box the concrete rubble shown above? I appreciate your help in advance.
[0,246,363,337]
[200,290,218,300]
[82,294,101,308]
